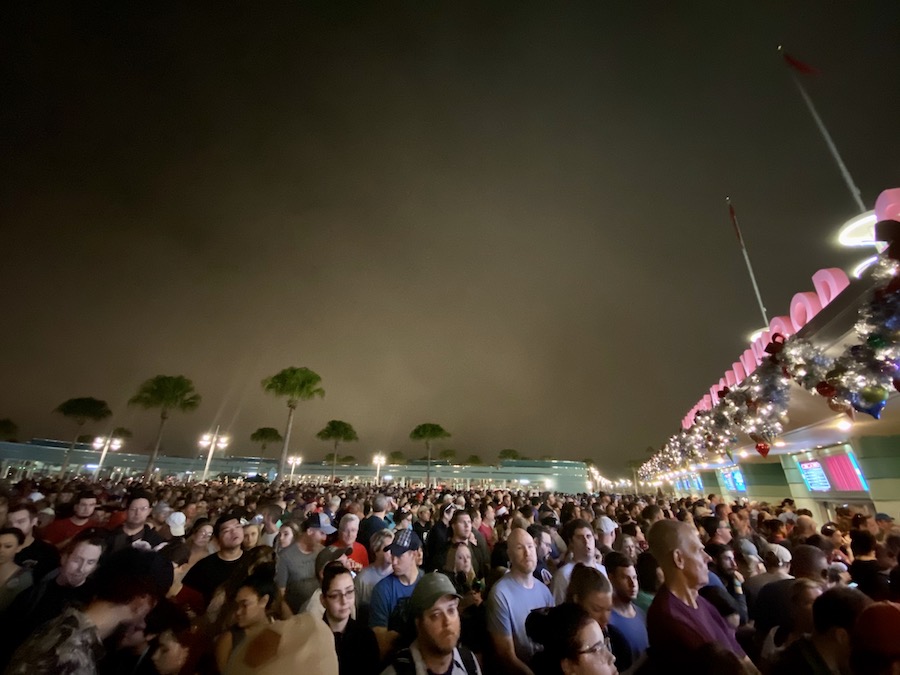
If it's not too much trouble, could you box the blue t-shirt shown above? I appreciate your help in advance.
[369,571,423,631]
[609,605,649,664]
[486,573,554,665]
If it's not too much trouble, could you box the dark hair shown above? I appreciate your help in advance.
[526,524,550,541]
[641,505,662,522]
[94,549,164,604]
[449,509,471,527]
[126,491,154,509]
[635,551,661,593]
[76,490,97,504]
[213,511,243,539]
[7,501,37,518]
[700,516,721,538]
[566,563,611,603]
[0,527,25,546]
[813,586,872,634]
[561,518,592,545]
[239,570,278,609]
[603,551,632,577]
[321,561,353,594]
[187,517,211,539]
[526,603,596,675]
[64,529,108,556]
[849,529,877,557]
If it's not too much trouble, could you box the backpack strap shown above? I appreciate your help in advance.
[458,645,479,675]
[391,648,415,675]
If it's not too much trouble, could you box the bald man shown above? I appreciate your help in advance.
[485,528,553,675]
[645,520,759,674]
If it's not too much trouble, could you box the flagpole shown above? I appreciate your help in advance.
[726,196,769,327]
[779,46,866,213]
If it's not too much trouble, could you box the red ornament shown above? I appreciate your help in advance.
[755,442,771,458]
[815,381,837,398]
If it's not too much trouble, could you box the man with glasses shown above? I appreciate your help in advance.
[107,492,164,554]
[382,572,480,675]
[321,562,379,675]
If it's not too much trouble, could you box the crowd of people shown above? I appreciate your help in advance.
[1,476,899,675]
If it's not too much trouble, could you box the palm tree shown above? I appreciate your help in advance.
[54,397,112,475]
[499,448,520,461]
[388,451,406,465]
[250,427,283,455]
[465,454,483,465]
[262,367,324,482]
[0,418,18,441]
[129,375,201,476]
[317,420,359,482]
[409,423,451,487]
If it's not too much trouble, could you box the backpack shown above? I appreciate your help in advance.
[390,644,479,675]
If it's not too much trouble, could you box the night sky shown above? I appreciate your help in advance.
[2,3,899,474]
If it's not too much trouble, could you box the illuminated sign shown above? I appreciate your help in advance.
[720,468,747,492]
[798,460,832,492]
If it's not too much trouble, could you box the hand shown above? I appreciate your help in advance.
[733,571,745,584]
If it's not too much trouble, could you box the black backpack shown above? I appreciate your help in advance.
[390,644,479,675]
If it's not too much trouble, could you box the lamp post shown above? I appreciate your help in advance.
[92,435,123,479]
[199,425,229,481]
[288,455,302,484]
[373,453,386,484]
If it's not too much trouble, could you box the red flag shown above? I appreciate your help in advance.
[727,199,744,246]
[779,47,820,76]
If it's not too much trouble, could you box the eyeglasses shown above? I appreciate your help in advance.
[577,639,608,656]
[325,589,355,602]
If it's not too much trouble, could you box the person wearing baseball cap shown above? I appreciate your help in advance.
[370,529,424,659]
[381,572,480,675]
[875,513,897,542]
[275,512,334,614]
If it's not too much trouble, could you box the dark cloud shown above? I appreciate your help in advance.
[2,3,898,471]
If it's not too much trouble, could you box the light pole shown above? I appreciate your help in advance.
[92,435,123,479]
[199,425,229,481]
[288,455,302,484]
[373,453,386,484]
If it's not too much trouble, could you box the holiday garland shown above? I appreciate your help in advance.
[640,222,900,482]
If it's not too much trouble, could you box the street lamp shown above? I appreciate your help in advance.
[373,453,386,484]
[288,455,302,484]
[199,425,229,481]
[92,435,123,479]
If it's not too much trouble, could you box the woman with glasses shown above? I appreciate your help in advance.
[320,562,379,675]
[526,602,618,675]
[185,518,214,569]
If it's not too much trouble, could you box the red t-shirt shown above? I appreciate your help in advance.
[349,541,369,568]
[41,518,93,546]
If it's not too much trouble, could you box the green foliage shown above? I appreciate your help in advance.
[129,376,201,417]
[251,426,283,451]
[0,418,18,441]
[409,423,451,446]
[340,455,356,463]
[55,397,113,427]
[465,454,483,465]
[438,448,456,460]
[111,427,133,440]
[76,434,94,444]
[261,366,325,482]
[582,457,595,466]
[129,375,201,476]
[316,420,359,445]
[498,448,520,460]
[388,451,406,464]
[323,453,356,464]
[261,367,325,409]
